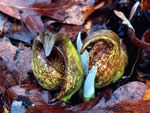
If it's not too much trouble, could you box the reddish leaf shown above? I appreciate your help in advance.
[58,24,87,41]
[65,96,100,112]
[0,90,4,113]
[64,5,94,25]
[0,0,94,35]
[127,28,150,51]
[27,96,100,112]
[54,82,149,113]
[136,29,150,85]
[93,81,146,109]
[76,82,149,112]
[143,89,150,101]
[10,85,52,106]
[0,85,17,110]
[27,101,69,113]
[104,101,150,113]
[141,0,150,10]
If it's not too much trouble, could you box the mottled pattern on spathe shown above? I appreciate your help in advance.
[32,40,62,90]
[31,32,84,102]
[81,30,128,88]
[55,35,84,100]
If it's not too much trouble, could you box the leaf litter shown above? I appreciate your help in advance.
[0,0,150,112]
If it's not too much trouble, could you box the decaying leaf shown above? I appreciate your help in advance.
[0,13,12,33]
[64,5,94,25]
[0,0,94,35]
[0,38,32,87]
[0,0,150,112]
[93,81,147,109]
[141,0,150,10]
[10,85,52,106]
[143,89,150,101]
[5,23,35,44]
[65,96,100,112]
[58,24,87,41]
[27,101,69,113]
[102,100,150,113]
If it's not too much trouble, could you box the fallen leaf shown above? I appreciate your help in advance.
[58,24,87,41]
[135,29,150,81]
[76,81,150,112]
[0,13,12,33]
[10,85,52,106]
[76,0,95,5]
[0,85,17,110]
[141,0,150,10]
[65,96,100,112]
[26,88,100,112]
[146,80,150,87]
[0,38,33,87]
[27,101,69,113]
[103,100,150,113]
[0,89,4,113]
[0,0,94,35]
[93,81,147,109]
[4,108,8,113]
[64,5,94,25]
[127,27,150,51]
[0,38,18,87]
[143,89,150,101]
[5,23,35,44]
[16,43,33,85]
[0,38,16,60]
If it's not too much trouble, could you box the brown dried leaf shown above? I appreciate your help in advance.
[59,82,149,113]
[65,96,100,112]
[135,29,150,80]
[76,81,147,112]
[127,28,150,51]
[0,0,94,35]
[10,85,52,106]
[0,38,32,87]
[93,81,146,109]
[141,0,150,10]
[15,43,32,85]
[27,96,100,112]
[104,100,150,113]
[27,102,69,113]
[0,90,4,113]
[0,85,17,110]
[58,24,87,41]
[72,82,150,112]
[64,5,94,25]
[0,38,16,60]
[143,89,150,101]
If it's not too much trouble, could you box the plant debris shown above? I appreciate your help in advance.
[0,0,150,112]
